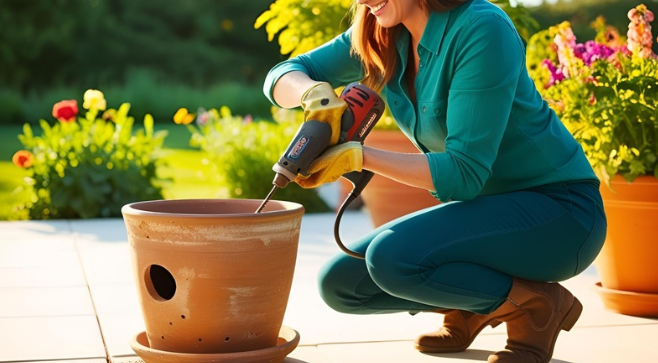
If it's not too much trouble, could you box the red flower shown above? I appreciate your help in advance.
[12,150,35,168]
[52,100,78,122]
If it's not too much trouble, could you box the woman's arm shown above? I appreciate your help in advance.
[363,146,435,192]
[272,71,322,109]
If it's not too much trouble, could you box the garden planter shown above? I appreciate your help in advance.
[122,198,304,362]
[594,175,658,317]
[362,130,440,227]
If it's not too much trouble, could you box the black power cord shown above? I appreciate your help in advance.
[333,171,375,260]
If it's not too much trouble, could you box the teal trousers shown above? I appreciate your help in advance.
[318,181,607,314]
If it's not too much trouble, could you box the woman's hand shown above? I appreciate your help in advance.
[300,82,347,146]
[295,142,363,189]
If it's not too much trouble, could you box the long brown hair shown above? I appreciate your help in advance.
[350,0,467,92]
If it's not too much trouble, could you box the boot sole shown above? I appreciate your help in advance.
[415,319,502,353]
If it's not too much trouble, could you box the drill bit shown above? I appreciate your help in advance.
[255,185,278,213]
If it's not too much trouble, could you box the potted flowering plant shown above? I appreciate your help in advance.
[527,4,658,317]
[12,90,168,219]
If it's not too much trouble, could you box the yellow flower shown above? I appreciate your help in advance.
[173,108,195,125]
[83,89,107,111]
[102,109,117,122]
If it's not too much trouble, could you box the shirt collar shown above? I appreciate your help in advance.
[418,10,451,56]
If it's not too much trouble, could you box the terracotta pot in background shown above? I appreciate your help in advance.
[594,175,658,317]
[362,130,440,227]
[122,199,304,358]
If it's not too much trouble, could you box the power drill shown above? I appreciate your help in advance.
[256,83,384,225]
[256,82,385,258]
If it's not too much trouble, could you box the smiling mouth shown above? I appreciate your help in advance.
[370,1,388,13]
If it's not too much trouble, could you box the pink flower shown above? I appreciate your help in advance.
[627,4,655,58]
[542,59,565,87]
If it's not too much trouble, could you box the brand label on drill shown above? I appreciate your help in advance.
[288,135,310,159]
[359,112,378,138]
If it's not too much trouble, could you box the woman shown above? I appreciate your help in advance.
[262,0,607,362]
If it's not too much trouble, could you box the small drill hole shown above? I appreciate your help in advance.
[181,315,186,319]
[198,338,203,342]
[224,337,230,342]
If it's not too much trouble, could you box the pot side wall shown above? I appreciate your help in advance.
[122,199,304,354]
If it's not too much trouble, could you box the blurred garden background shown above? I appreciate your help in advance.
[1,0,655,220]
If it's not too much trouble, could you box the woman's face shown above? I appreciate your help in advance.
[356,0,421,28]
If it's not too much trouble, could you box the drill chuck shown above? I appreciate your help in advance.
[271,172,293,189]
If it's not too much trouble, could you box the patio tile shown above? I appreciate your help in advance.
[0,220,72,240]
[0,239,79,268]
[0,286,95,317]
[108,343,332,363]
[0,316,105,362]
[317,339,503,363]
[287,346,334,363]
[71,218,129,243]
[97,311,146,357]
[553,323,658,363]
[0,265,86,288]
[2,213,658,363]
[111,345,337,363]
[89,283,140,314]
[78,245,134,286]
[109,358,144,363]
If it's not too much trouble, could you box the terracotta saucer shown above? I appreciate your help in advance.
[131,325,300,363]
[593,282,658,318]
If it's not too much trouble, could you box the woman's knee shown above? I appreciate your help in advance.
[365,230,414,295]
[317,254,366,314]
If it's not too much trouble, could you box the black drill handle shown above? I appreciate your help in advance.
[342,171,374,197]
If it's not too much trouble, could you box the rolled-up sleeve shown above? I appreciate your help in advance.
[263,29,364,108]
[428,14,524,201]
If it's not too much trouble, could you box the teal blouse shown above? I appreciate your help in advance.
[263,0,597,202]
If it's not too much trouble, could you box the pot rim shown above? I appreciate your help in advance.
[121,198,304,219]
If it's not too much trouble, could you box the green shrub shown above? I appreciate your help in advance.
[13,90,168,219]
[177,106,330,212]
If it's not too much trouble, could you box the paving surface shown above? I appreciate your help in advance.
[1,210,657,363]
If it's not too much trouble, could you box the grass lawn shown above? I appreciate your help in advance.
[0,123,219,220]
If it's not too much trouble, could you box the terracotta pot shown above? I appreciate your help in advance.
[594,175,658,317]
[362,130,440,227]
[122,199,304,356]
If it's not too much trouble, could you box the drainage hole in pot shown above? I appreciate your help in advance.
[145,264,176,301]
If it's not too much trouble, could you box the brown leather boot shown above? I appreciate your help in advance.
[487,278,583,363]
[415,309,502,353]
